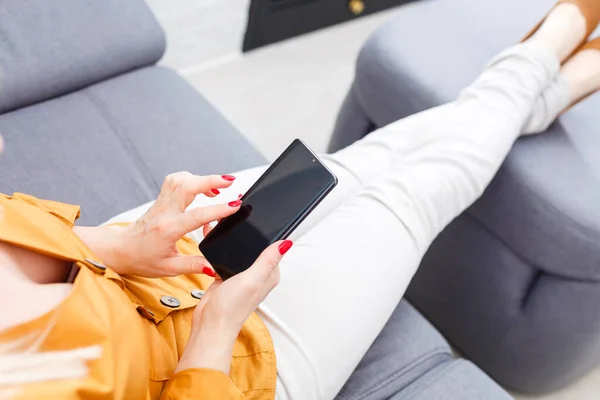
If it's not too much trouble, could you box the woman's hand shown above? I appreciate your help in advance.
[175,239,293,374]
[75,172,241,278]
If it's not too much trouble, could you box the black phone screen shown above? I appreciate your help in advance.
[199,139,337,279]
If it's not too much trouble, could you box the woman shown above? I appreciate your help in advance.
[1,1,599,399]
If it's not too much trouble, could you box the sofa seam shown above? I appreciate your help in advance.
[340,346,451,400]
[520,270,543,310]
[82,89,161,194]
[403,360,459,400]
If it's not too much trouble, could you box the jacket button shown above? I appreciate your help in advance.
[191,289,205,299]
[160,296,180,308]
[85,257,106,271]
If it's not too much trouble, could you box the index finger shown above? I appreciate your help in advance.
[172,174,237,211]
[176,201,241,236]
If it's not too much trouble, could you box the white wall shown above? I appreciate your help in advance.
[145,0,251,74]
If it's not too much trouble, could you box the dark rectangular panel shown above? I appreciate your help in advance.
[243,0,417,51]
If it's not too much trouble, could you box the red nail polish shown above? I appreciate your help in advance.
[238,194,243,199]
[278,240,293,255]
[202,266,216,277]
[211,188,220,195]
[228,200,242,207]
[222,175,236,181]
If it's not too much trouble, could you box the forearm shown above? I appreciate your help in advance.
[176,326,237,375]
[72,225,134,274]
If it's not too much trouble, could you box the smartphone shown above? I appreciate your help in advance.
[199,139,338,279]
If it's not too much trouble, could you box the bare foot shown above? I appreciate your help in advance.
[560,47,600,105]
[528,3,588,62]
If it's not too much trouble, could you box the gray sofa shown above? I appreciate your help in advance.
[0,0,511,399]
[330,0,600,395]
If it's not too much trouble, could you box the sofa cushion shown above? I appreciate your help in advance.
[0,0,165,114]
[0,67,266,225]
[335,301,453,400]
[0,88,156,225]
[84,66,267,189]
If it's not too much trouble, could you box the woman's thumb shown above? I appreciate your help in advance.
[248,240,293,278]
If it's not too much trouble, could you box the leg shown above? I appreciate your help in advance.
[262,42,566,400]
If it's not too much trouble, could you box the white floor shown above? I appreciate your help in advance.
[183,4,394,161]
[184,8,600,400]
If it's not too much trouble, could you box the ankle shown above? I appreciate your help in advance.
[522,77,571,136]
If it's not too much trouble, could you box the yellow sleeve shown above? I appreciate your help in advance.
[160,369,246,400]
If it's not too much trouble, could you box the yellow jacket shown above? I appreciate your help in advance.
[0,193,276,399]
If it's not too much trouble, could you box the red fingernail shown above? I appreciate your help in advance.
[238,194,243,199]
[222,175,236,181]
[278,240,293,255]
[202,266,216,277]
[228,200,242,207]
[211,188,220,195]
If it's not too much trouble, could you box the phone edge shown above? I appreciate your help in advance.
[274,178,337,242]
[274,139,338,241]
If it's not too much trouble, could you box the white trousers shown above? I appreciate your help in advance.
[107,43,563,400]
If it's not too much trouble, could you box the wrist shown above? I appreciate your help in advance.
[74,225,136,275]
[102,225,138,275]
